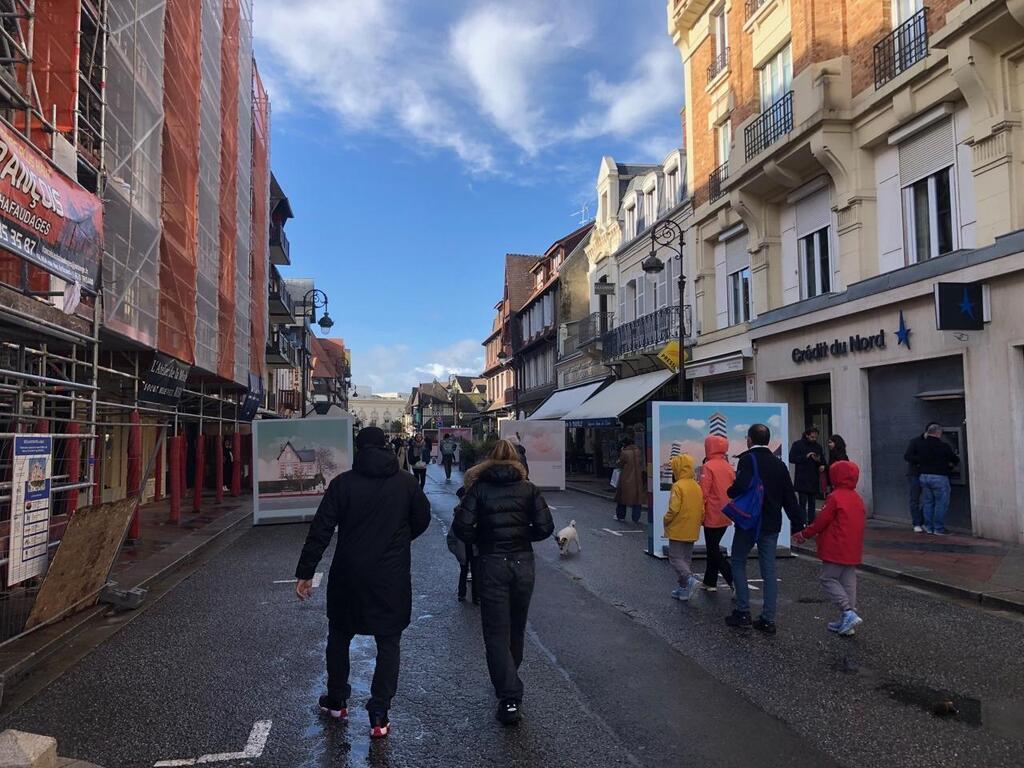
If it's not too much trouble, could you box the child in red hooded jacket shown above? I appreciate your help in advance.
[792,460,866,636]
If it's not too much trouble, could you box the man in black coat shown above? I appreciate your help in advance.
[725,423,804,634]
[788,426,824,523]
[904,423,960,535]
[903,427,929,532]
[296,426,430,738]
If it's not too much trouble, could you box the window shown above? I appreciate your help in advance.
[665,168,679,208]
[644,189,655,226]
[625,203,637,238]
[713,7,728,57]
[636,194,647,234]
[716,120,732,165]
[729,267,752,324]
[634,276,646,319]
[893,0,923,24]
[759,44,792,110]
[799,227,831,298]
[904,167,954,262]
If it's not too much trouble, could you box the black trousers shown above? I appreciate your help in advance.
[442,455,454,479]
[412,467,426,488]
[326,624,401,714]
[703,526,733,588]
[798,492,817,524]
[476,553,535,701]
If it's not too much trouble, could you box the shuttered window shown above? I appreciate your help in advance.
[899,118,955,186]
[703,377,748,402]
[725,231,749,274]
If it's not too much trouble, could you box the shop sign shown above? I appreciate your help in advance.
[239,372,264,421]
[7,435,53,586]
[792,330,887,364]
[593,281,616,296]
[0,121,102,291]
[934,282,984,331]
[139,353,191,406]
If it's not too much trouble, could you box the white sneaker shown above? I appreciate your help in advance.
[913,525,924,533]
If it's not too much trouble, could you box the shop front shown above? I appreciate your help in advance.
[750,233,1024,543]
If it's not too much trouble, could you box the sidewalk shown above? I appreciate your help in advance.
[566,474,615,501]
[0,492,253,708]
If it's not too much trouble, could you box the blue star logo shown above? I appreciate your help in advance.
[896,310,911,349]
[958,286,976,319]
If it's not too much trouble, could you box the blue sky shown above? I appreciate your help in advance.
[253,0,684,393]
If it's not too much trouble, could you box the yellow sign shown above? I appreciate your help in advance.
[658,340,690,371]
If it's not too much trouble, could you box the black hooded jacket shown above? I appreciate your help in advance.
[295,445,431,636]
[454,460,554,555]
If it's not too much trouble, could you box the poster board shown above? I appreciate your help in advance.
[500,420,565,490]
[438,428,472,462]
[7,435,53,586]
[252,416,353,525]
[648,402,790,558]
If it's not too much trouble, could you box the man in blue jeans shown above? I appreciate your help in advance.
[913,423,959,535]
[725,424,804,634]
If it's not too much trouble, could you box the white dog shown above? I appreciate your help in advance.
[556,520,581,556]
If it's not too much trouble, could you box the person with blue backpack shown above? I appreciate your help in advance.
[723,423,804,634]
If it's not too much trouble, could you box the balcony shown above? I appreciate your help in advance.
[266,326,299,369]
[268,268,295,322]
[874,8,928,90]
[269,222,290,265]
[277,389,300,412]
[745,0,768,19]
[707,47,729,84]
[744,91,793,162]
[601,306,689,362]
[709,161,728,203]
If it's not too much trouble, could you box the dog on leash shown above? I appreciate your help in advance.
[556,520,581,556]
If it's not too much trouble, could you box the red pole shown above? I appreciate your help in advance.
[153,438,163,501]
[169,434,182,524]
[66,421,81,516]
[231,432,242,497]
[214,435,224,503]
[127,409,142,540]
[33,417,48,433]
[193,430,206,512]
[92,435,103,507]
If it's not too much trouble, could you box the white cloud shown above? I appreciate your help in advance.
[768,414,781,429]
[686,418,705,430]
[351,338,484,394]
[733,423,751,434]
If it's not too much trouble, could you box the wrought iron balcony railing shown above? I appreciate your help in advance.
[745,0,768,19]
[744,91,793,161]
[602,306,684,362]
[874,8,928,90]
[269,222,291,264]
[707,47,729,83]
[709,162,729,203]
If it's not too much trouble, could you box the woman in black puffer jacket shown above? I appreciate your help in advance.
[454,439,554,726]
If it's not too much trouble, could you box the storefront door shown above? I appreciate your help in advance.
[803,379,832,457]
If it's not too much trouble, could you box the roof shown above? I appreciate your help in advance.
[454,391,488,414]
[318,337,349,375]
[270,173,294,220]
[505,253,542,312]
[416,380,451,404]
[278,441,316,462]
[309,336,339,379]
[453,375,485,393]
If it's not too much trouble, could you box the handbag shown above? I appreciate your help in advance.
[414,460,427,470]
[610,468,621,488]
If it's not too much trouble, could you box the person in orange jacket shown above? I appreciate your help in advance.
[699,435,735,592]
[792,460,866,636]
[664,454,704,601]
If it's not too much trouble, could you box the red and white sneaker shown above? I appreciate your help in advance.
[318,695,348,720]
[369,712,390,739]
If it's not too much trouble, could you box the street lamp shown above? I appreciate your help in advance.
[300,288,333,418]
[448,373,459,429]
[641,219,690,401]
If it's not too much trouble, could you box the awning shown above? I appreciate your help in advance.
[562,369,673,427]
[527,380,606,421]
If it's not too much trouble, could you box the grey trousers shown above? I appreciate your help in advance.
[668,540,695,586]
[819,562,858,612]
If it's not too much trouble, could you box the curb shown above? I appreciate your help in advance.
[566,484,616,502]
[790,543,1024,615]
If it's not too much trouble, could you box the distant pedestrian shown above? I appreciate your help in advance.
[454,439,554,725]
[424,432,434,463]
[902,427,929,532]
[698,435,734,592]
[825,434,849,494]
[792,460,866,636]
[725,424,804,634]
[408,433,429,488]
[614,436,645,523]
[222,437,234,490]
[789,426,824,524]
[295,427,431,739]
[440,433,458,482]
[907,423,960,535]
[663,454,703,601]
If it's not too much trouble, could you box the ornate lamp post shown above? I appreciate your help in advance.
[300,288,333,418]
[640,219,690,400]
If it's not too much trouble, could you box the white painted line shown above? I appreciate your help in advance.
[156,721,273,767]
[602,528,623,537]
[617,530,645,534]
[272,579,295,584]
[273,572,322,587]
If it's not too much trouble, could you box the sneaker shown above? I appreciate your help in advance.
[318,695,348,720]
[614,515,626,522]
[495,699,521,725]
[686,576,700,598]
[699,582,718,593]
[369,711,390,738]
[671,587,685,600]
[837,610,863,636]
[753,617,777,635]
[913,525,924,533]
[932,529,951,536]
[826,618,843,633]
[725,610,752,628]
[925,528,935,534]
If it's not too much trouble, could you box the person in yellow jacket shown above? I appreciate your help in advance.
[663,454,704,601]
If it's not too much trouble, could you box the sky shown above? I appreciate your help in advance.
[253,0,685,394]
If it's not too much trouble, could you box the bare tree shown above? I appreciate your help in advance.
[314,446,338,481]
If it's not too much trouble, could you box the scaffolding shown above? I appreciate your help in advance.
[233,0,252,385]
[216,0,238,382]
[250,58,268,383]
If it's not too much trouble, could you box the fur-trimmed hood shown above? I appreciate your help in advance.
[463,458,527,489]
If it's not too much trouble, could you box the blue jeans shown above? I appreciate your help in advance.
[919,474,951,532]
[616,504,642,522]
[908,474,923,526]
[731,528,780,623]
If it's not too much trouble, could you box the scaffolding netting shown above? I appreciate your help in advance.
[250,61,269,381]
[233,0,253,385]
[29,0,79,157]
[217,0,239,382]
[158,0,202,365]
[102,0,165,347]
[194,0,223,374]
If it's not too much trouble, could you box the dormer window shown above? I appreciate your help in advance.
[625,202,637,238]
[636,193,646,233]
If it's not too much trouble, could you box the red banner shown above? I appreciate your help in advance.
[0,121,102,291]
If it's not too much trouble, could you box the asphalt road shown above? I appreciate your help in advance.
[5,466,1024,767]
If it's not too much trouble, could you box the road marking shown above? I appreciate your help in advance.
[602,528,623,537]
[273,573,322,587]
[154,720,272,766]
